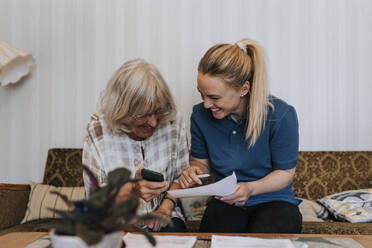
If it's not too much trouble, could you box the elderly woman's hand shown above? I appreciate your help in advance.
[115,182,135,204]
[137,180,169,202]
[115,178,169,203]
[134,166,169,202]
[145,201,173,231]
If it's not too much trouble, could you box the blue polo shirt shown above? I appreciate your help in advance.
[190,96,301,206]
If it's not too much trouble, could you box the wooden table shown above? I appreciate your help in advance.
[0,232,371,248]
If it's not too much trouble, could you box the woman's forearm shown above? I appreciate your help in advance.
[157,181,181,215]
[250,168,295,196]
[189,156,210,174]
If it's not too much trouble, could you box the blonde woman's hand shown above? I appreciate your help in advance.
[216,182,255,206]
[178,166,204,189]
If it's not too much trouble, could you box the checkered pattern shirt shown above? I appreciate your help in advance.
[82,112,189,219]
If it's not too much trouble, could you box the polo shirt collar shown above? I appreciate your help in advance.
[228,112,247,124]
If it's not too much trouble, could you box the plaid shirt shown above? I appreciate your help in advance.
[82,112,189,219]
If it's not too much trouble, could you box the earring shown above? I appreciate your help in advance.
[240,93,246,97]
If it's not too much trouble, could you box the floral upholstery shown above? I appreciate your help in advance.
[40,150,372,201]
[301,221,372,235]
[1,149,372,235]
[0,188,29,231]
[42,148,84,187]
[293,151,372,200]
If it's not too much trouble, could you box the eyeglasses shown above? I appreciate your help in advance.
[132,108,170,123]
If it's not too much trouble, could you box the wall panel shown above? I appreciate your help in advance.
[0,0,371,183]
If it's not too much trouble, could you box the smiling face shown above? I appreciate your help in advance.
[127,104,169,140]
[128,116,158,140]
[197,73,249,119]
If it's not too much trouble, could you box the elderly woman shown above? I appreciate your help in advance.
[83,59,188,232]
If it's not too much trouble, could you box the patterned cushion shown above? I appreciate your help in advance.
[180,196,209,221]
[293,152,372,200]
[43,148,84,187]
[21,182,85,223]
[298,198,324,222]
[317,188,372,223]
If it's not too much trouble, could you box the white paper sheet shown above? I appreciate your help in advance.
[122,233,197,248]
[211,235,295,248]
[168,172,237,198]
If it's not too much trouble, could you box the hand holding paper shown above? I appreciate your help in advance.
[168,172,237,198]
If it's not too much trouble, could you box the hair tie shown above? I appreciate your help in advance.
[235,41,247,53]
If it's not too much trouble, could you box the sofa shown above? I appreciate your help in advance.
[1,148,371,236]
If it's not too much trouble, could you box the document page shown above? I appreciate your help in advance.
[168,172,237,198]
[211,235,295,248]
[122,233,197,248]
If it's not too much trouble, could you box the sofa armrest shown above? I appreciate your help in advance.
[0,184,30,230]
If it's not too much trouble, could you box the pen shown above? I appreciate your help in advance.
[174,174,210,184]
[197,174,210,178]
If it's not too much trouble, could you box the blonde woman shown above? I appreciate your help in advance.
[178,38,302,233]
[83,59,188,232]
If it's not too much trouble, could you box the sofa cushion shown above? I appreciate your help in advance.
[298,198,324,222]
[21,182,85,224]
[180,196,209,221]
[317,188,372,223]
[0,185,30,230]
[0,219,63,236]
[0,219,62,236]
[43,148,84,187]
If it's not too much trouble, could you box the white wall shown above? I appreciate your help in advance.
[1,0,371,184]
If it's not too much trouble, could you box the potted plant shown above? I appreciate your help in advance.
[49,166,168,248]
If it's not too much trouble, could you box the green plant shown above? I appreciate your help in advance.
[49,166,168,246]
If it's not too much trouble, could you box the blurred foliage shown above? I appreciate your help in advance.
[49,166,168,246]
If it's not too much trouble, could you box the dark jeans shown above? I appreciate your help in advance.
[200,198,302,233]
[155,217,186,232]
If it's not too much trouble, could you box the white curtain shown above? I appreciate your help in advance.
[0,0,371,183]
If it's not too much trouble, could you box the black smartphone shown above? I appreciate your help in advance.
[141,168,164,182]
